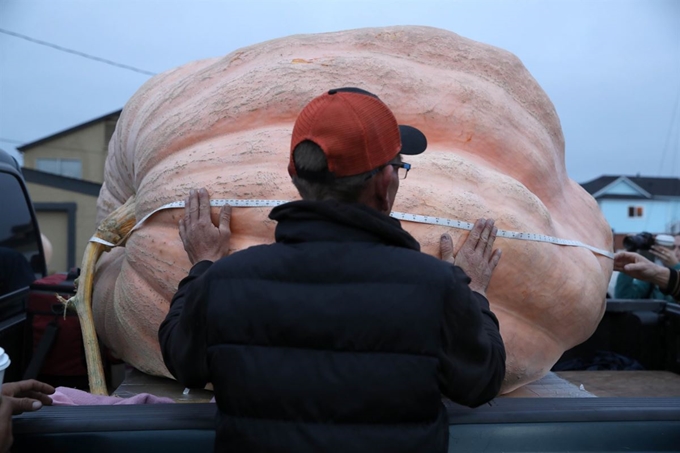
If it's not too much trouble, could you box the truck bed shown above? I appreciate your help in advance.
[11,369,668,452]
[12,397,680,452]
[12,293,680,451]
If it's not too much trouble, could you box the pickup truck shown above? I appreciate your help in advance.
[2,147,679,452]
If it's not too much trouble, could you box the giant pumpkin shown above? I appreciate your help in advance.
[75,26,612,395]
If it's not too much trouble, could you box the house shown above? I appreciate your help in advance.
[18,111,121,273]
[581,175,680,249]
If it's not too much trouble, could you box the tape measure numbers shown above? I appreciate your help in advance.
[389,212,613,258]
[90,198,614,259]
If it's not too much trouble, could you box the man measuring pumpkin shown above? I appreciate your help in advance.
[159,87,506,452]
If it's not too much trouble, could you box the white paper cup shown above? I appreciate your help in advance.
[655,234,675,248]
[0,348,11,387]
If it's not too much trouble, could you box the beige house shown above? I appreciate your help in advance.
[19,111,120,274]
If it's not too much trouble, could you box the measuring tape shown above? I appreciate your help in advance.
[90,198,614,259]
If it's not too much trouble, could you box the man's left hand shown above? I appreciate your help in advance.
[0,380,54,453]
[440,218,502,296]
[179,188,232,265]
[650,246,679,268]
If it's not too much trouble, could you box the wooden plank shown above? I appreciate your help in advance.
[115,368,680,401]
[501,372,595,398]
[113,367,213,403]
[555,370,680,398]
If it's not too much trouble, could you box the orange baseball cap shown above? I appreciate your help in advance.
[289,87,427,180]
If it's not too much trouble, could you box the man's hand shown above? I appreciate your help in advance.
[179,188,232,265]
[650,246,679,268]
[614,251,671,290]
[440,218,502,295]
[0,380,54,453]
[0,395,11,453]
[1,379,54,414]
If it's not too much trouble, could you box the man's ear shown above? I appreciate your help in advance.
[375,165,394,213]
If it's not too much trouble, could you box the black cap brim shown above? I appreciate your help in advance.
[399,125,427,155]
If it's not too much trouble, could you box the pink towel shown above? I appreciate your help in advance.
[52,386,175,406]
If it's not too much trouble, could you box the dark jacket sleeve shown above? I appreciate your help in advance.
[438,266,506,407]
[158,260,213,388]
[660,266,680,301]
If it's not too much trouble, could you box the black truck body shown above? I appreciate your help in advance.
[11,398,680,453]
[0,149,47,383]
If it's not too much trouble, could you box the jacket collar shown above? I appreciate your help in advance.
[269,200,420,252]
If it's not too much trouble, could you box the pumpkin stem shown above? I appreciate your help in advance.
[57,196,137,396]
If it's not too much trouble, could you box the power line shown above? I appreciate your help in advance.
[0,137,25,144]
[0,28,157,76]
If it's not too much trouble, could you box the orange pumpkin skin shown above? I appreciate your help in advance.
[94,26,612,394]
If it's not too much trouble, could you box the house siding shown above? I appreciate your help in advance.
[22,122,109,183]
[599,199,680,234]
[25,182,98,273]
[16,112,119,274]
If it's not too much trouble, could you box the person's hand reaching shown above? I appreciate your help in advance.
[179,188,232,265]
[440,219,502,296]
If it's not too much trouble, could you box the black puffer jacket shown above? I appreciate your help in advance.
[160,200,505,453]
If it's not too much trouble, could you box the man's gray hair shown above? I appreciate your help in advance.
[291,141,371,202]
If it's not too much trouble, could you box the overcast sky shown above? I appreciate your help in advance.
[0,0,678,183]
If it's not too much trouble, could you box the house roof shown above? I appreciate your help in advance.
[581,175,680,198]
[21,168,102,197]
[17,110,122,152]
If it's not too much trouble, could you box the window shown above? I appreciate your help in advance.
[36,158,82,179]
[627,206,644,218]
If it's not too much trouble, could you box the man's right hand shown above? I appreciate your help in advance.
[440,219,502,295]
